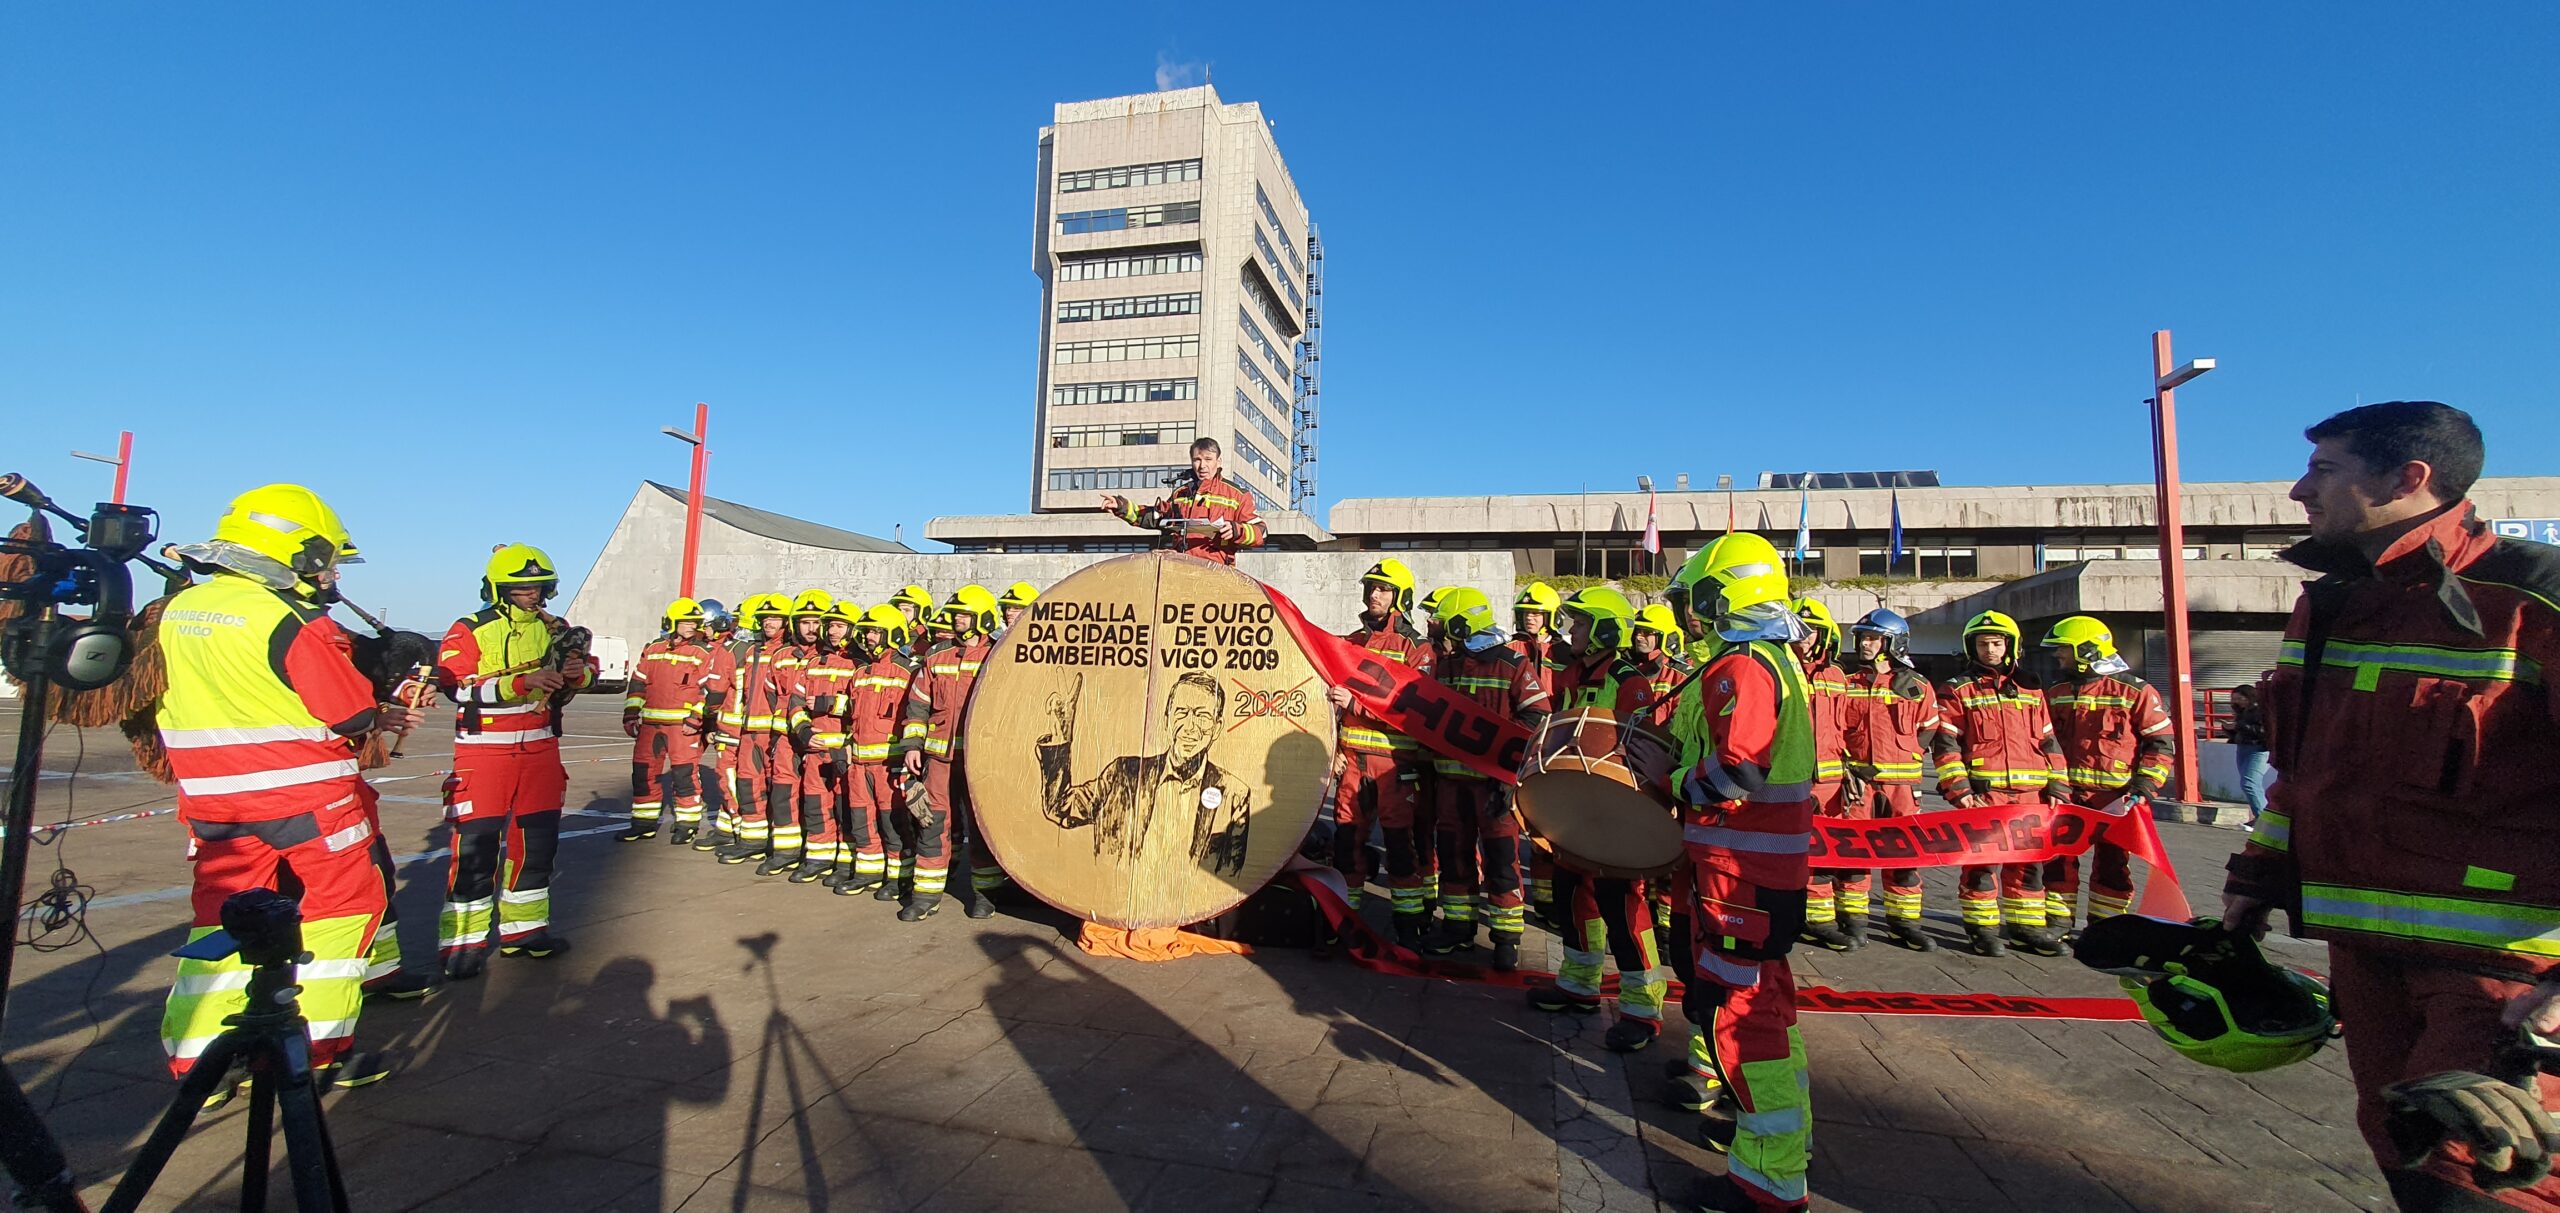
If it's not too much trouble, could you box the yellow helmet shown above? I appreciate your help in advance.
[1675,534,1789,620]
[662,597,705,632]
[942,584,1000,635]
[1434,587,1499,642]
[1964,610,2024,667]
[1512,581,1562,618]
[1792,598,1841,655]
[891,584,934,616]
[1633,603,1684,647]
[998,581,1041,611]
[482,543,559,604]
[741,592,793,630]
[2043,615,2119,665]
[1361,559,1417,612]
[858,603,912,650]
[207,483,352,579]
[822,599,861,634]
[1559,586,1637,649]
[790,588,836,619]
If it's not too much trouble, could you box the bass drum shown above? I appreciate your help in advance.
[1516,707,1683,879]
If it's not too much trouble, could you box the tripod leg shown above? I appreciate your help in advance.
[101,1034,247,1213]
[274,1072,351,1213]
[241,1074,274,1213]
[0,1066,85,1213]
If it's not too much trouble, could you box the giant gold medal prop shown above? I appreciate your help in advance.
[964,553,1335,929]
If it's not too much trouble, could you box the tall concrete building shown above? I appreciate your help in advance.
[1028,83,1319,518]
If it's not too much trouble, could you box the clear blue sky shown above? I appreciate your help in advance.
[5,4,2554,626]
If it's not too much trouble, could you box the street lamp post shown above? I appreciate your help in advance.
[660,403,709,600]
[68,431,133,504]
[2149,332,2215,804]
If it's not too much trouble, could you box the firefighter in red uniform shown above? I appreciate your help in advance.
[622,597,715,845]
[1529,591,1679,1051]
[1423,588,1551,970]
[836,605,919,898]
[434,544,593,980]
[1667,534,1816,1213]
[2221,402,2560,1211]
[1101,437,1266,564]
[698,592,771,853]
[713,593,799,866]
[1791,599,1862,951]
[998,581,1039,632]
[788,600,864,885]
[751,590,827,877]
[899,585,1002,921]
[1323,561,1436,946]
[1932,610,2070,958]
[1512,581,1567,922]
[691,598,735,845]
[1838,609,1939,952]
[158,485,418,1088]
[2038,615,2174,929]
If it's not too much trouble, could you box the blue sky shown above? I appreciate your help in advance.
[5,4,2554,626]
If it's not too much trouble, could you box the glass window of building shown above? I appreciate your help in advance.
[1050,378,1198,406]
[1058,158,1203,193]
[1048,466,1188,493]
[1054,334,1202,364]
[1057,292,1203,323]
[1050,421,1198,449]
[1056,201,1202,236]
[1057,251,1204,282]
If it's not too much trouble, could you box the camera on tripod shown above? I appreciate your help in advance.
[0,473,156,693]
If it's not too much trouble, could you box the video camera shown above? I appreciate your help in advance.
[0,473,157,692]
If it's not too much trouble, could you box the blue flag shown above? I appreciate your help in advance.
[1889,489,1905,571]
[1793,479,1811,563]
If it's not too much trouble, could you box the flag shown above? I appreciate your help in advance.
[1642,489,1660,556]
[1889,489,1905,572]
[1793,476,1811,563]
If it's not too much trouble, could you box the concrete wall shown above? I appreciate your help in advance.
[565,483,1512,654]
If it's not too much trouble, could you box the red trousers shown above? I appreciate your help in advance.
[443,743,569,954]
[631,723,705,827]
[1803,781,1866,916]
[165,795,385,1076]
[842,760,905,877]
[791,746,845,860]
[1331,749,1432,916]
[913,754,1001,898]
[1958,795,2046,927]
[1684,855,1811,1211]
[1863,782,1926,913]
[2043,787,2138,920]
[2330,946,2560,1210]
[727,731,796,845]
[1434,776,1524,935]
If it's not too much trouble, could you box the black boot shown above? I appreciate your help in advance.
[1664,1068,1727,1112]
[755,851,799,878]
[619,820,657,842]
[669,823,696,846]
[1966,925,2008,957]
[834,870,885,897]
[1800,920,1855,952]
[1424,919,1479,955]
[1691,1172,1770,1212]
[443,947,490,981]
[694,828,728,853]
[790,859,837,885]
[1489,932,1521,972]
[1525,983,1603,1014]
[499,930,571,959]
[2005,922,2066,957]
[314,1051,394,1092]
[715,840,765,865]
[1602,1017,1659,1053]
[361,969,438,1002]
[1884,917,1937,953]
[965,891,998,920]
[874,878,904,902]
[1839,914,1870,950]
[1391,913,1430,951]
[897,893,942,922]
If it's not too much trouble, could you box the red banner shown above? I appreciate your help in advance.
[1263,581,1534,783]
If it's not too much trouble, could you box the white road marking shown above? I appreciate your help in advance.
[84,813,630,912]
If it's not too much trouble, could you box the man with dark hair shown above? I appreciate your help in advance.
[1101,437,1267,564]
[1037,671,1252,877]
[2223,401,2560,1209]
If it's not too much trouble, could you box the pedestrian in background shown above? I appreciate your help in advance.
[2223,682,2269,827]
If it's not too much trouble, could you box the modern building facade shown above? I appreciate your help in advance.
[1028,84,1318,517]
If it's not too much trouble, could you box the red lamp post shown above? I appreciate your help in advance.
[662,403,709,599]
[2149,331,2216,803]
[69,430,134,503]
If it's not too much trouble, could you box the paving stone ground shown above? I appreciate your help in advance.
[0,697,2386,1211]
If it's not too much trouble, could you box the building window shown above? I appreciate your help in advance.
[1051,421,1197,449]
[1054,334,1201,365]
[1057,201,1201,236]
[1048,466,1187,493]
[1237,310,1288,378]
[1057,250,1204,282]
[1057,292,1203,323]
[1239,271,1295,338]
[1050,377,1197,406]
[1232,433,1288,487]
[1058,158,1203,193]
[1255,184,1305,277]
[1235,388,1290,451]
[1858,547,1977,577]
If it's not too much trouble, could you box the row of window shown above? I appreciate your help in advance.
[1239,271,1295,340]
[1048,466,1186,493]
[1058,158,1201,193]
[1255,184,1304,278]
[2043,545,2209,564]
[1235,388,1290,451]
[1057,201,1201,236]
[952,541,1153,554]
[1057,291,1201,323]
[1050,377,1197,406]
[1057,250,1204,282]
[1054,334,1200,364]
[1051,421,1197,449]
[1237,310,1287,377]
[1232,433,1287,486]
